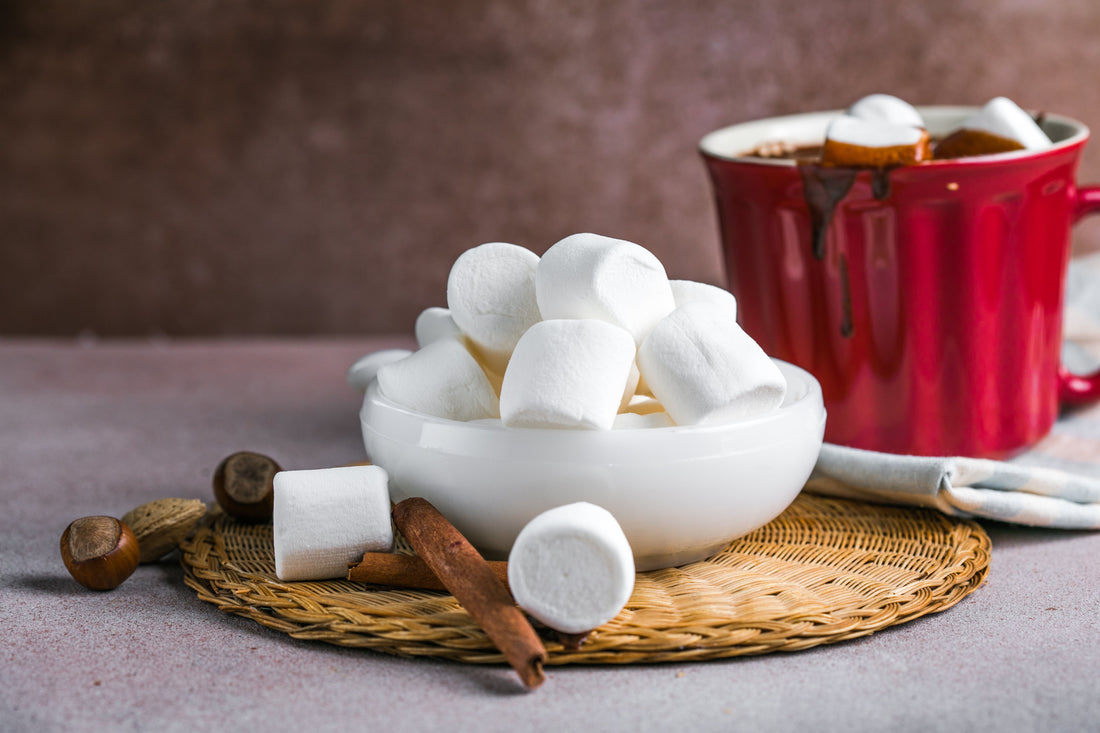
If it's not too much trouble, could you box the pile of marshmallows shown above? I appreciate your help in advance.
[821,93,1052,167]
[349,232,788,430]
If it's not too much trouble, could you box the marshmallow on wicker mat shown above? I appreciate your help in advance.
[508,502,635,635]
[536,233,676,345]
[376,338,500,421]
[446,241,541,373]
[500,319,636,430]
[638,301,787,426]
[273,465,393,581]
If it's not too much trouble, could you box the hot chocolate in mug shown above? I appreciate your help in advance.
[701,106,1100,458]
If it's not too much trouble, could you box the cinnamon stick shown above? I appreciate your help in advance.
[348,552,510,591]
[391,497,547,689]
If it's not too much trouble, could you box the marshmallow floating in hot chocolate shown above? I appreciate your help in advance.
[748,94,1051,165]
[507,502,635,634]
[376,337,500,421]
[536,232,676,345]
[500,319,637,430]
[822,114,932,168]
[446,241,542,374]
[638,301,787,426]
[847,93,925,129]
[935,96,1052,158]
[273,465,393,581]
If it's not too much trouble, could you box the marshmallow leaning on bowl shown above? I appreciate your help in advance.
[273,465,393,581]
[376,337,500,421]
[536,233,676,345]
[347,348,414,392]
[638,301,787,426]
[847,93,925,129]
[500,319,636,430]
[507,502,635,634]
[446,241,541,373]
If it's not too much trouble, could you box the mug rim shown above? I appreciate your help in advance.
[699,105,1090,167]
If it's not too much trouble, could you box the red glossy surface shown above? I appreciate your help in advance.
[704,124,1100,458]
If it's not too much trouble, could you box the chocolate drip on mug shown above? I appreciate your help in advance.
[798,164,858,261]
[838,252,854,338]
[871,168,891,200]
[799,163,894,339]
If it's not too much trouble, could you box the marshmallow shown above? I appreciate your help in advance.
[848,94,924,129]
[273,465,393,581]
[621,394,665,416]
[613,410,674,430]
[507,502,635,634]
[822,115,932,167]
[446,242,541,373]
[347,349,414,392]
[500,319,636,430]
[936,97,1052,158]
[535,233,676,344]
[669,280,737,323]
[638,302,787,425]
[415,307,461,348]
[620,361,641,412]
[376,337,500,421]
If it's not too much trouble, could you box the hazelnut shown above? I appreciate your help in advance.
[121,498,207,563]
[60,516,140,591]
[212,451,281,522]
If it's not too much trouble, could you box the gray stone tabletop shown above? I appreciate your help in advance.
[3,338,1097,733]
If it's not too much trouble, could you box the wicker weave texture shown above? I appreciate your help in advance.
[180,494,990,664]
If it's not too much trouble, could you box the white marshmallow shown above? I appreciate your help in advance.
[620,360,641,412]
[825,114,926,149]
[612,410,674,430]
[273,465,393,581]
[500,319,636,430]
[621,394,666,416]
[959,96,1051,150]
[414,307,461,348]
[346,349,414,392]
[507,502,635,634]
[376,338,500,421]
[847,94,924,129]
[535,233,676,344]
[446,242,541,373]
[669,280,737,323]
[638,302,787,426]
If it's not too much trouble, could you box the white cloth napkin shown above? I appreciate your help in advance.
[804,253,1100,529]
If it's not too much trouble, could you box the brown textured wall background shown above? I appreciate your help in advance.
[3,0,1100,336]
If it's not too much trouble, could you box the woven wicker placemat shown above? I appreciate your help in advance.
[180,493,990,664]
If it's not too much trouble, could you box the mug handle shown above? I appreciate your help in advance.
[1058,184,1100,405]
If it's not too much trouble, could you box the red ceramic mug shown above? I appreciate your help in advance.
[700,106,1100,458]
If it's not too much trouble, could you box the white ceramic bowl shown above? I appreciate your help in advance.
[360,359,826,570]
